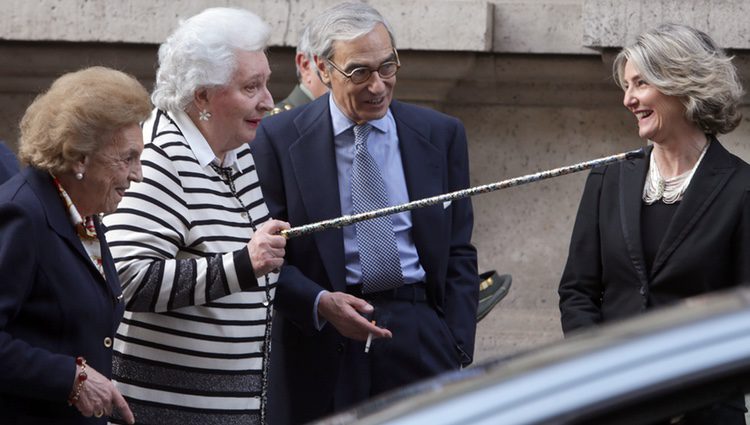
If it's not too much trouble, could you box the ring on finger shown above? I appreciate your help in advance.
[94,410,104,418]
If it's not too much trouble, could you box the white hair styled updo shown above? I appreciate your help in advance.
[151,7,271,112]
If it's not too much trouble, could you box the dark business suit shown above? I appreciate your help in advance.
[0,167,125,424]
[253,94,478,424]
[559,139,750,423]
[0,142,19,183]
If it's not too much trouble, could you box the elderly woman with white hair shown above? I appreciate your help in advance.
[103,7,289,425]
[559,23,749,424]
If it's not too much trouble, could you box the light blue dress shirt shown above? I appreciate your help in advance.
[328,95,426,285]
[313,96,427,329]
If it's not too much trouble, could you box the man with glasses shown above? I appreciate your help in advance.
[270,11,508,327]
[253,3,479,424]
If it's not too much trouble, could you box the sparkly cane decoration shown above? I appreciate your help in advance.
[281,148,646,239]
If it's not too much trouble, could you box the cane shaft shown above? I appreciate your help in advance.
[281,148,645,239]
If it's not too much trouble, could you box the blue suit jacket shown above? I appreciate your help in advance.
[0,167,124,424]
[0,142,19,183]
[252,94,478,422]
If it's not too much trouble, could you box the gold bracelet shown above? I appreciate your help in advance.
[67,356,88,406]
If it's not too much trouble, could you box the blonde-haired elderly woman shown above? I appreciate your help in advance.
[560,23,749,424]
[0,66,150,424]
[103,7,289,425]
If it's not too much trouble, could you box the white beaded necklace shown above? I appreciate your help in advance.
[642,141,710,205]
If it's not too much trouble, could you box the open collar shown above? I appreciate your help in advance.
[171,109,242,173]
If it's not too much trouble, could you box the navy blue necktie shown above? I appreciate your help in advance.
[351,123,403,293]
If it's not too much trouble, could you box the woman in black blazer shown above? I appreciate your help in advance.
[559,24,750,424]
[0,67,151,424]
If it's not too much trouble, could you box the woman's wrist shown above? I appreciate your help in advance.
[67,356,88,406]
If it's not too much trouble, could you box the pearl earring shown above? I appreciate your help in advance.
[199,109,212,121]
[75,172,84,180]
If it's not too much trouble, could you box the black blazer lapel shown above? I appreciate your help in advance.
[391,101,445,282]
[288,95,346,291]
[651,139,736,277]
[619,147,650,285]
[94,217,122,300]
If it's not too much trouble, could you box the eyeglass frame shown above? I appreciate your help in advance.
[326,49,401,85]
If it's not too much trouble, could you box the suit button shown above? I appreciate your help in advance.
[104,337,113,348]
[639,286,646,296]
[336,343,344,353]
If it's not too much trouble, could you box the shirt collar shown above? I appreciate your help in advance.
[50,174,98,240]
[299,83,315,101]
[51,174,84,227]
[328,94,391,137]
[171,109,242,172]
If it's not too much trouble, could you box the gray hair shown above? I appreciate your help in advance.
[307,2,396,62]
[295,23,315,80]
[613,23,743,135]
[19,67,151,173]
[151,7,271,112]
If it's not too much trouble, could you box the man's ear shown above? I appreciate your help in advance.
[315,56,331,86]
[295,52,308,71]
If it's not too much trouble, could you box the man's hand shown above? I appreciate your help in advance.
[318,292,392,341]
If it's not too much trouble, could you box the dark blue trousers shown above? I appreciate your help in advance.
[333,284,463,411]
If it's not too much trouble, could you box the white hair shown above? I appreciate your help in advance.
[295,23,314,80]
[151,7,271,112]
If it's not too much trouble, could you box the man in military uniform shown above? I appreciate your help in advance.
[270,23,329,115]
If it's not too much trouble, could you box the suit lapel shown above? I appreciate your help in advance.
[289,95,346,291]
[95,217,121,299]
[619,147,649,285]
[24,167,106,284]
[391,101,444,280]
[650,139,735,277]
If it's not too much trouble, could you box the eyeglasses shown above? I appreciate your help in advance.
[326,50,401,84]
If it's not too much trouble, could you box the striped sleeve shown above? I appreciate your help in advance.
[103,118,257,313]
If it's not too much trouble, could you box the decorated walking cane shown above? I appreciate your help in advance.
[280,148,646,239]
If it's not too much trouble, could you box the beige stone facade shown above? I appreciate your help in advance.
[1,0,749,363]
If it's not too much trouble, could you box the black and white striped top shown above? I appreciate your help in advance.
[103,109,277,425]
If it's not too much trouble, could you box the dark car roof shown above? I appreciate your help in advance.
[315,288,750,425]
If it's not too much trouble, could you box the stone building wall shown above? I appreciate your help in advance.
[1,0,749,363]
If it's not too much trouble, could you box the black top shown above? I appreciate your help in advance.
[641,200,679,275]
